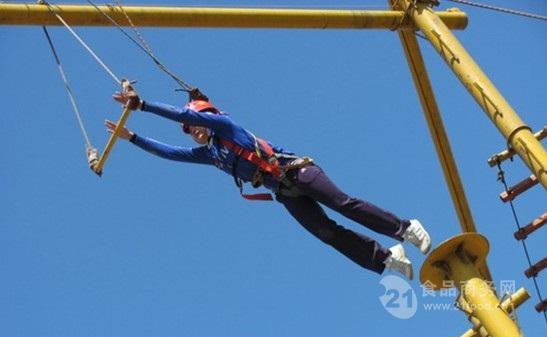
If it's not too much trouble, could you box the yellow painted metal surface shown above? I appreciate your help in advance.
[454,272,521,337]
[390,0,494,282]
[421,233,522,337]
[0,3,468,29]
[420,233,489,289]
[92,105,131,176]
[488,126,547,167]
[399,0,547,190]
[461,287,530,337]
[393,15,476,233]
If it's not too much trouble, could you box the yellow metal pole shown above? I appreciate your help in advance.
[451,262,521,337]
[390,1,494,282]
[399,0,547,190]
[461,287,530,337]
[391,5,475,233]
[0,3,468,29]
[421,233,523,337]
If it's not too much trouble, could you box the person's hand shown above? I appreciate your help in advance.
[105,120,134,140]
[112,89,142,111]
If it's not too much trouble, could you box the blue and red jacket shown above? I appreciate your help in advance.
[130,101,294,192]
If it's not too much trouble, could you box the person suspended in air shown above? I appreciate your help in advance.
[106,88,431,280]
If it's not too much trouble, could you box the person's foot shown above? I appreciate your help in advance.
[402,219,431,254]
[384,244,413,280]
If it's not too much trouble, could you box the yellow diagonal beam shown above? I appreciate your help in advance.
[390,1,493,283]
[400,0,547,190]
[0,4,467,29]
[396,26,476,233]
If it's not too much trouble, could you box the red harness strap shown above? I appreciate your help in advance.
[241,192,275,201]
[219,137,283,201]
[220,138,282,178]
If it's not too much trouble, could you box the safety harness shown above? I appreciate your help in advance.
[219,135,312,201]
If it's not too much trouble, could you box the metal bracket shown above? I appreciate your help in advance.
[488,126,547,167]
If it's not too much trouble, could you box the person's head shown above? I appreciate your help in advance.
[181,99,221,144]
[186,125,211,144]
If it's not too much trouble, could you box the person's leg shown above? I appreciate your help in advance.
[288,165,410,240]
[276,193,389,274]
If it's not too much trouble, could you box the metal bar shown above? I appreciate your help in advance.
[488,126,547,167]
[392,7,475,232]
[389,0,493,283]
[0,4,467,29]
[92,105,131,176]
[399,0,547,190]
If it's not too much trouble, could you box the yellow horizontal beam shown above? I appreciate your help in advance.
[0,4,467,30]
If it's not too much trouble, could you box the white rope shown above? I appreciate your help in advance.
[43,2,121,85]
[86,0,194,92]
[42,26,93,149]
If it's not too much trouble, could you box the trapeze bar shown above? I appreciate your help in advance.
[92,80,134,176]
[0,4,468,30]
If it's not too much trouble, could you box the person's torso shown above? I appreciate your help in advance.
[204,126,294,191]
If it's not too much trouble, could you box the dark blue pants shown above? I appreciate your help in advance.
[276,165,410,274]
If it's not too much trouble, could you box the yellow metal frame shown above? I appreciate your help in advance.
[0,3,467,29]
[461,287,530,337]
[398,0,547,190]
[421,233,522,337]
[3,2,543,334]
[388,0,496,284]
[488,126,547,167]
[391,4,475,233]
[390,1,534,335]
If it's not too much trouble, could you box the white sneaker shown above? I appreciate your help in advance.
[402,219,431,254]
[384,244,413,280]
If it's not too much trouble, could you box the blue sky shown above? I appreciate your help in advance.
[1,1,546,336]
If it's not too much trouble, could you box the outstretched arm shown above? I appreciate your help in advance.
[112,89,234,133]
[105,120,214,165]
[141,101,235,134]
